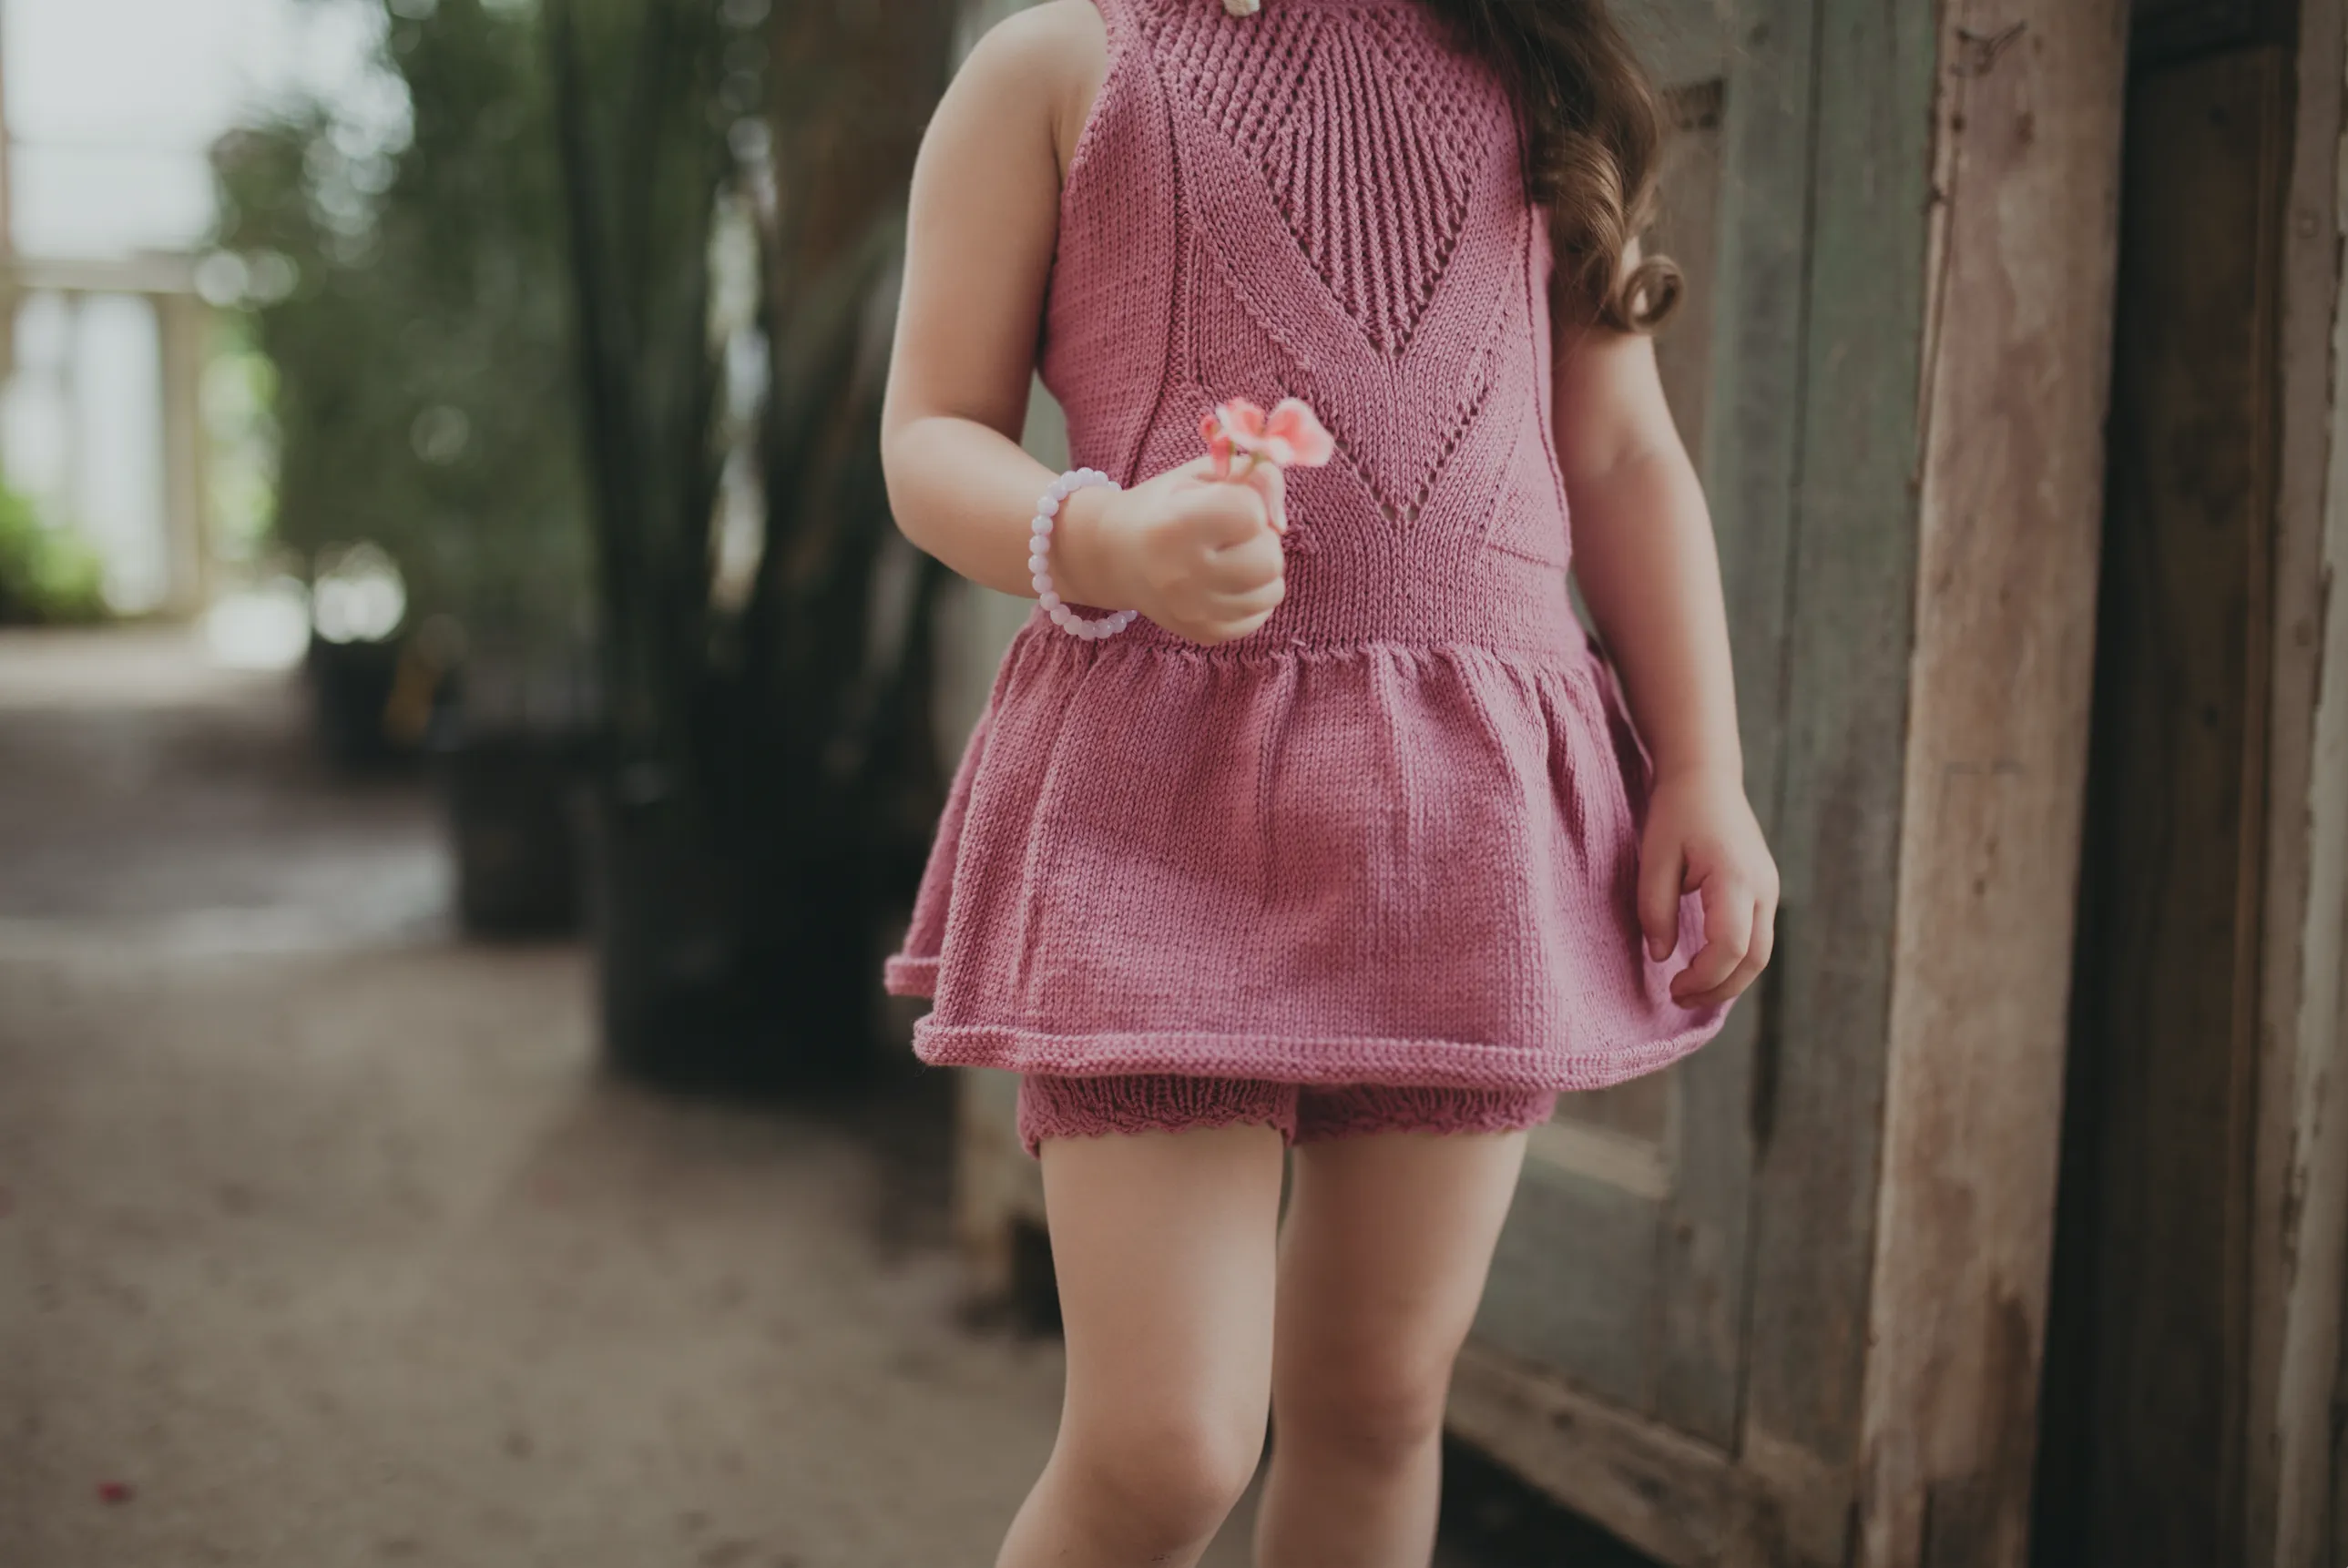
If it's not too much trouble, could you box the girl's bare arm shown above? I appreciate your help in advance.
[1554,261,1778,1005]
[880,3,1286,645]
[879,4,1111,602]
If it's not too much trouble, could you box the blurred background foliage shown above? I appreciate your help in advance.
[0,469,107,625]
[212,0,591,667]
[203,0,968,1084]
[548,0,962,1090]
[0,472,107,624]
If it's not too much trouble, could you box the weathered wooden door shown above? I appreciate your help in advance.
[1455,3,2134,1563]
[1468,0,1806,1463]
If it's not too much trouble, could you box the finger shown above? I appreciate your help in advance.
[1240,462,1287,532]
[1196,597,1280,645]
[1203,531,1285,593]
[1747,892,1777,973]
[1671,873,1752,1001]
[1682,897,1771,1009]
[1196,484,1271,549]
[1210,575,1286,621]
[1637,835,1689,963]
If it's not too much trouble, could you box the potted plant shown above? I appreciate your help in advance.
[547,0,959,1091]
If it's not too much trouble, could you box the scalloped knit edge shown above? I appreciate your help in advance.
[908,1014,1725,1094]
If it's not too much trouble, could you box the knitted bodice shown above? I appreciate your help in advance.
[1038,0,1577,652]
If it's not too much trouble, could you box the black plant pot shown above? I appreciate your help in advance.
[304,633,408,768]
[577,776,879,1098]
[429,728,590,935]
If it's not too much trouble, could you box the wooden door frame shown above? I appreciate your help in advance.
[1852,5,2127,1564]
[2255,0,2348,1562]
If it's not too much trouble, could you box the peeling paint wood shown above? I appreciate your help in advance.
[1854,5,2129,1567]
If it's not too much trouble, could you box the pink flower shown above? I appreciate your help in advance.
[1201,396,1333,478]
[1199,407,1236,479]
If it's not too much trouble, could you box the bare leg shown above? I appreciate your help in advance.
[997,1122,1288,1568]
[1251,1129,1531,1567]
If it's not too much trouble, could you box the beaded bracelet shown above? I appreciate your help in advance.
[1030,467,1138,640]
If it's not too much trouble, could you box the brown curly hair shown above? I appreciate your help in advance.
[1418,0,1681,333]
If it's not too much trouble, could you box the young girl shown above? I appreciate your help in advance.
[878,0,1776,1561]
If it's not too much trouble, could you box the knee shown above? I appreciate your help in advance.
[1277,1351,1455,1472]
[1057,1410,1265,1553]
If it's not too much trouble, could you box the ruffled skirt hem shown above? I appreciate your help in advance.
[880,614,1733,1086]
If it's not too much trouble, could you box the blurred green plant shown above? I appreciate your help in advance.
[0,476,107,625]
[547,0,960,1089]
[212,0,591,666]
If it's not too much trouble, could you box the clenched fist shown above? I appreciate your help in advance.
[1052,453,1288,646]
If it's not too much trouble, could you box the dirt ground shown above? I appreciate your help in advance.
[0,627,1638,1568]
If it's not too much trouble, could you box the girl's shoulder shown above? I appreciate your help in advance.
[955,1,1109,188]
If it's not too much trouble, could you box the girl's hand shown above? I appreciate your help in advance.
[1637,767,1778,1008]
[1057,453,1287,646]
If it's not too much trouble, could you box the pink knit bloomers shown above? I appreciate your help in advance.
[1016,1073,1559,1159]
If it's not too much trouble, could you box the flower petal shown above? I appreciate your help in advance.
[1265,397,1335,466]
[1219,397,1268,444]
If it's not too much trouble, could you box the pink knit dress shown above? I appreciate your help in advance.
[881,0,1731,1091]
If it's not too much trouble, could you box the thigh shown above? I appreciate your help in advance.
[1272,1125,1532,1401]
[1040,1121,1289,1447]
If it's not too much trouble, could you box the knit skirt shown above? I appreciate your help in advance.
[881,605,1730,1094]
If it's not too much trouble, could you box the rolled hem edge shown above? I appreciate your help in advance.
[911,1015,1726,1095]
[882,954,938,997]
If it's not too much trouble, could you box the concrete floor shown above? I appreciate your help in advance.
[0,628,1639,1568]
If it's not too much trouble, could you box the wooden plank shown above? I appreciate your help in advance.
[2337,1274,2348,1568]
[1649,81,1725,468]
[1448,1341,1854,1568]
[1852,5,2129,1565]
[1734,0,1935,1501]
[1447,1340,1741,1568]
[1644,58,1765,1451]
[1526,1116,1674,1202]
[2032,46,2283,1568]
[1479,1162,1669,1412]
[2248,0,2348,1560]
[2131,0,2297,63]
[1649,0,1822,1452]
[1501,60,1724,1372]
[1471,0,1797,1447]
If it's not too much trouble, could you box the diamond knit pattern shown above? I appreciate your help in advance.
[1148,2,1485,353]
[880,0,1733,1095]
